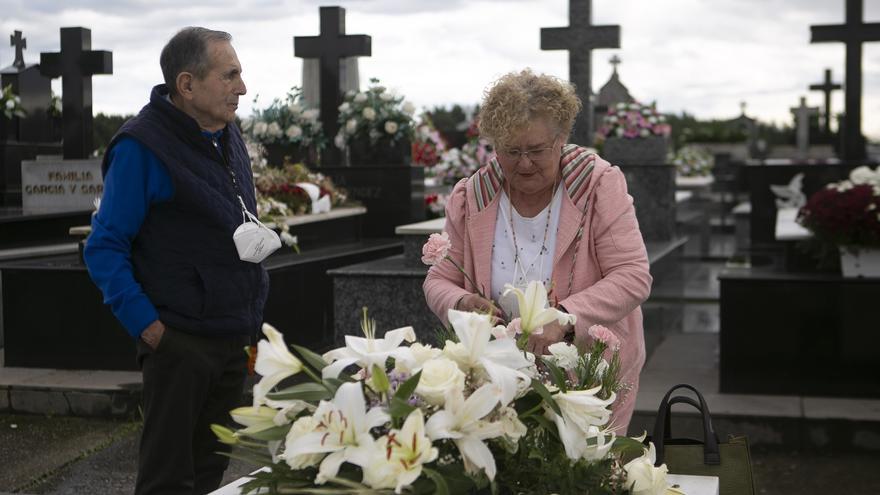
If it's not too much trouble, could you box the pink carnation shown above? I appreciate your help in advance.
[588,325,620,351]
[421,232,451,266]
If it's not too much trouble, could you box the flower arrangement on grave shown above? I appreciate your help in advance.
[411,118,447,167]
[254,163,349,218]
[670,145,714,178]
[797,165,880,249]
[241,87,325,166]
[213,274,675,494]
[335,78,416,158]
[595,102,671,144]
[0,84,25,120]
[427,133,494,185]
[424,192,448,219]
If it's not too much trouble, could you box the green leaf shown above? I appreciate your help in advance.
[611,435,648,458]
[539,357,568,392]
[389,396,416,421]
[291,344,328,371]
[423,467,450,495]
[393,370,422,401]
[239,423,292,442]
[268,382,331,401]
[530,379,561,417]
[528,414,560,442]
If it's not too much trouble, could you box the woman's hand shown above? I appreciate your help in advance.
[527,320,571,356]
[456,294,505,325]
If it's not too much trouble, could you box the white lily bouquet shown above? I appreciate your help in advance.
[214,281,674,494]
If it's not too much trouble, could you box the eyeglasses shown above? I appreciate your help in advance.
[499,138,558,165]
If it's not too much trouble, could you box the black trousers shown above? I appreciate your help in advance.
[135,327,249,495]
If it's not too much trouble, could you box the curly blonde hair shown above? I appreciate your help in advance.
[478,69,582,148]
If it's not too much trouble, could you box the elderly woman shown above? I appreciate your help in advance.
[423,69,652,430]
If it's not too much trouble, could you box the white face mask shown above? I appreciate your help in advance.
[233,196,280,263]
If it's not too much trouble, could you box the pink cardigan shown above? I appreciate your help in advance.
[423,146,652,431]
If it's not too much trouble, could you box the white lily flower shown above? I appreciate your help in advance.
[503,281,576,335]
[546,386,617,461]
[253,323,303,407]
[624,443,670,495]
[425,383,504,480]
[444,309,533,404]
[363,409,438,493]
[284,382,389,483]
[321,326,416,379]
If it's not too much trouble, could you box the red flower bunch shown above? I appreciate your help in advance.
[411,121,446,167]
[798,183,880,248]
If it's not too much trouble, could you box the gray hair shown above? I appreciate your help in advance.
[160,27,232,96]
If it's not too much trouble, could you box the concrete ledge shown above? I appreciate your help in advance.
[0,368,141,418]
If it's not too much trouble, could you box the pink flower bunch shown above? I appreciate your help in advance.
[421,232,451,266]
[588,324,620,351]
[595,102,671,143]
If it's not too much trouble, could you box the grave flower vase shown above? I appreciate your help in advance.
[839,246,880,278]
[347,136,411,166]
[263,143,318,169]
[602,135,668,166]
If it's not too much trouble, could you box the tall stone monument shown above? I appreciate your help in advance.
[811,0,880,161]
[18,27,111,214]
[791,97,819,159]
[294,6,371,166]
[541,0,620,147]
[0,30,61,206]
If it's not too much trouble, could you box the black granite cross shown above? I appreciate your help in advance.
[809,68,842,137]
[295,6,371,165]
[811,0,880,161]
[10,30,25,69]
[39,27,112,159]
[541,0,620,146]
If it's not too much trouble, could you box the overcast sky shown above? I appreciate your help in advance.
[2,0,879,139]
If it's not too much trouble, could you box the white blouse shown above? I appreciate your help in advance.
[491,186,564,319]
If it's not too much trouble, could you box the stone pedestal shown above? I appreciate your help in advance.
[617,163,676,242]
[602,136,668,166]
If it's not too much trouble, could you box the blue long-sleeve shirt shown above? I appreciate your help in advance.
[86,131,227,338]
[84,137,174,338]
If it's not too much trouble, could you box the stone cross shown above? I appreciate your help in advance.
[791,97,819,158]
[10,30,25,69]
[811,0,880,161]
[295,6,371,165]
[808,68,842,137]
[740,101,747,115]
[541,0,620,147]
[609,54,621,73]
[40,27,112,159]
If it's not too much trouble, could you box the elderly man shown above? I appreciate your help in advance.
[84,27,268,495]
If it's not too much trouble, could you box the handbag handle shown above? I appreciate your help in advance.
[652,383,720,467]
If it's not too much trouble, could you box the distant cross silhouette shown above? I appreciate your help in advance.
[609,54,621,73]
[40,27,113,159]
[791,97,819,158]
[10,30,26,69]
[811,0,880,160]
[295,6,371,165]
[541,0,620,146]
[740,101,747,116]
[808,68,842,137]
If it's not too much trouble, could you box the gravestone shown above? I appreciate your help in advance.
[40,27,112,160]
[811,0,880,161]
[790,97,819,159]
[20,157,103,214]
[302,58,359,108]
[809,68,842,138]
[541,0,620,147]
[294,6,370,166]
[0,30,62,206]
